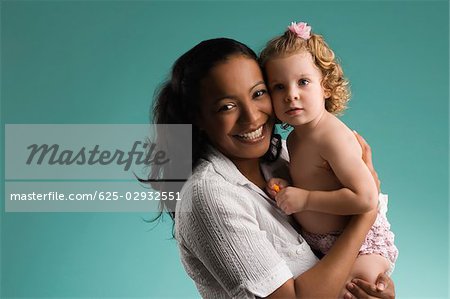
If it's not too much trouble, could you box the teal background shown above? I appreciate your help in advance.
[1,1,448,298]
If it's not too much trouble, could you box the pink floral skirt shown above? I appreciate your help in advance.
[301,194,398,274]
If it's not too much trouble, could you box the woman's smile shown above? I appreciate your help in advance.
[234,123,268,143]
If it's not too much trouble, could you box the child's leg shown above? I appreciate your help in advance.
[350,254,390,282]
[338,254,390,298]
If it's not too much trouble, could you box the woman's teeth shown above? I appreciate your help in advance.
[238,126,263,140]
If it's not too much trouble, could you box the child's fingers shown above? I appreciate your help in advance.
[272,184,281,193]
[277,179,289,188]
[267,180,283,199]
[275,191,287,206]
[353,130,373,163]
[266,187,277,199]
[267,178,277,187]
[267,178,289,189]
[278,200,292,215]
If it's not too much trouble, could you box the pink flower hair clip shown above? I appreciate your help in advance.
[288,21,311,40]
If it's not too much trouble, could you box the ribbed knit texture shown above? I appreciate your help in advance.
[175,145,318,298]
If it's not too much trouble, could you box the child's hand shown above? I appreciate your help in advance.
[266,178,289,199]
[275,187,310,215]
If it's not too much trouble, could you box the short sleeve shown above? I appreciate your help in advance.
[177,177,293,298]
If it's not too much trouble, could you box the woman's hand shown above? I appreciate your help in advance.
[344,273,395,299]
[353,131,381,192]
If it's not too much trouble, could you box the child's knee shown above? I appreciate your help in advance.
[350,254,390,283]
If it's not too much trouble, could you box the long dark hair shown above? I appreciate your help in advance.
[140,38,258,225]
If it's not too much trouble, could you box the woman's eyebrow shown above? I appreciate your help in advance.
[212,81,266,103]
[213,94,237,103]
[249,81,265,92]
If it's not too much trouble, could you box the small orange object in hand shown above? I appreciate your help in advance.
[272,184,280,193]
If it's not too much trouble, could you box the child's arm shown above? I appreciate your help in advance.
[307,129,379,214]
[276,129,379,215]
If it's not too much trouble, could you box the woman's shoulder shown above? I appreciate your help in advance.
[176,155,256,219]
[181,156,233,196]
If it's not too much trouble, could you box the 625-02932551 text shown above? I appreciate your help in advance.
[9,191,181,201]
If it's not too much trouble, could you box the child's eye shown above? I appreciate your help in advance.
[272,84,284,91]
[298,79,309,86]
[253,89,267,98]
[218,103,235,112]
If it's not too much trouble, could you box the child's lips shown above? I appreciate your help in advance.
[286,107,304,115]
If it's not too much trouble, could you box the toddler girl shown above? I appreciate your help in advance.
[260,21,398,288]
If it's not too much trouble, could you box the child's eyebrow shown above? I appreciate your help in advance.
[268,73,315,83]
[267,81,280,88]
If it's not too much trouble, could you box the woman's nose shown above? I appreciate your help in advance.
[240,103,259,124]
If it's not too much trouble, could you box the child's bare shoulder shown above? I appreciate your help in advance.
[316,113,360,155]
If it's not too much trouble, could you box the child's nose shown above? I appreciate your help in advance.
[285,86,300,102]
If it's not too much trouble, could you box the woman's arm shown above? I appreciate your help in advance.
[266,208,377,299]
[353,131,380,192]
[343,133,396,299]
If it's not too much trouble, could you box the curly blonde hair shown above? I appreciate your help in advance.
[259,30,350,115]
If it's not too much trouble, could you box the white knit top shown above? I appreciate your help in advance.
[175,144,318,298]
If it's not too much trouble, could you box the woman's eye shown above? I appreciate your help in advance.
[218,103,235,112]
[253,89,267,98]
[299,79,309,86]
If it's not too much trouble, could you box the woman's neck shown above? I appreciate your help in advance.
[231,157,266,189]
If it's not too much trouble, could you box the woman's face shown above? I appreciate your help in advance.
[198,55,274,163]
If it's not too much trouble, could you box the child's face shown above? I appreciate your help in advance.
[265,52,329,127]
